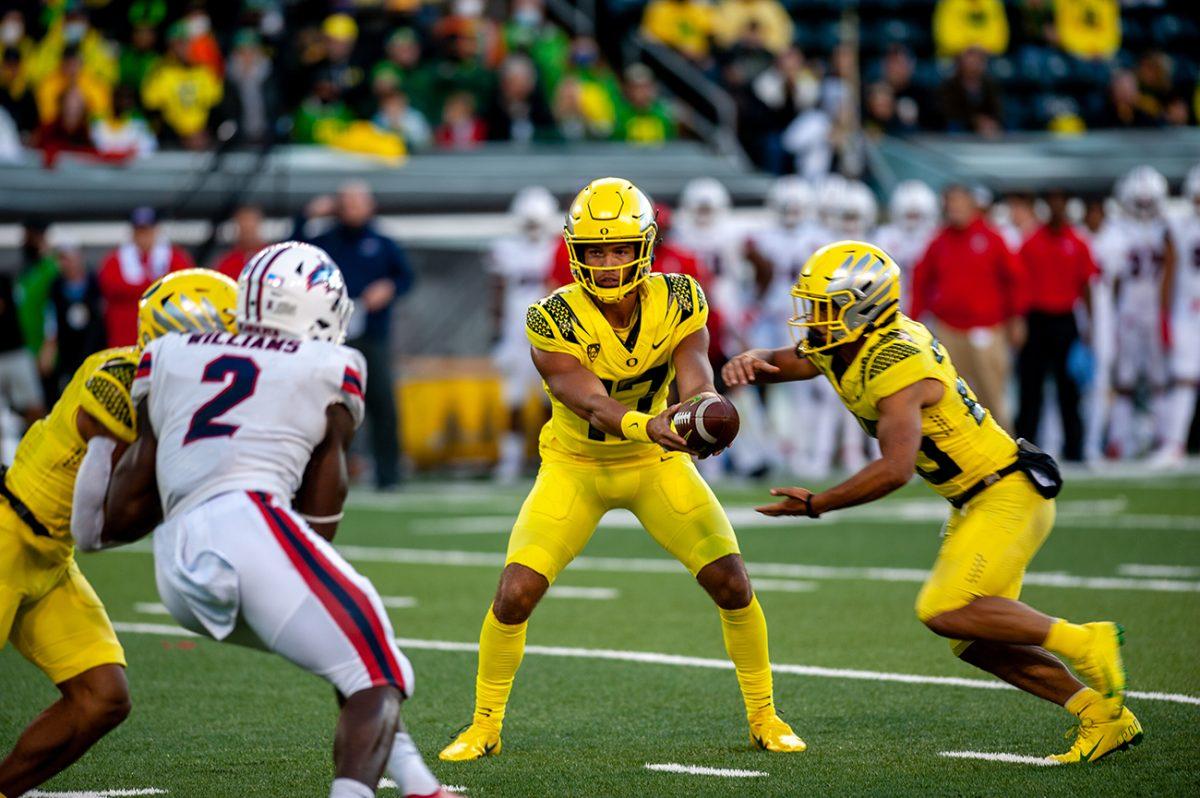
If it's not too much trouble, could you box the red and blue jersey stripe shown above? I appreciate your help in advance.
[341,367,364,399]
[135,352,152,379]
[247,491,405,692]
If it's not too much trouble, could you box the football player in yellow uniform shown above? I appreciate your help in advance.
[0,270,237,797]
[723,241,1143,764]
[441,177,806,761]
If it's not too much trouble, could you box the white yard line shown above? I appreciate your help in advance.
[378,779,466,793]
[107,543,1200,593]
[381,596,419,608]
[749,578,819,593]
[27,790,168,797]
[108,623,1200,707]
[644,763,768,778]
[939,751,1060,766]
[547,586,620,600]
[1119,564,1200,578]
[133,602,170,616]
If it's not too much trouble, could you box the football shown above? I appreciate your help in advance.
[671,393,740,455]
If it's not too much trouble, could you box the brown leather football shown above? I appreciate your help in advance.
[671,394,740,455]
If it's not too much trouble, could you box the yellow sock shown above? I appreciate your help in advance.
[473,604,527,729]
[718,595,774,720]
[1065,687,1103,716]
[1044,618,1091,660]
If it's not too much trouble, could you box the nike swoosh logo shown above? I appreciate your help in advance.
[1079,739,1104,762]
[483,742,497,755]
[651,335,669,349]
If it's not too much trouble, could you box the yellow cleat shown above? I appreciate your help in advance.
[1048,706,1143,764]
[438,722,502,762]
[749,712,808,753]
[1069,622,1128,708]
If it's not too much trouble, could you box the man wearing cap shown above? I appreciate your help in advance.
[96,208,194,347]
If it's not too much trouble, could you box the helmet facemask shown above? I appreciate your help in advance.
[788,243,901,356]
[566,228,656,303]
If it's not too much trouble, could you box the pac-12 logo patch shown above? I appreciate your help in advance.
[587,343,601,361]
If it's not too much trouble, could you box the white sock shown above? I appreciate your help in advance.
[1165,384,1198,450]
[496,431,524,480]
[1108,395,1134,457]
[330,778,375,798]
[387,731,440,797]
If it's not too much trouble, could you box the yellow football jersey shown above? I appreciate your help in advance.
[525,273,708,462]
[806,314,1016,499]
[5,347,139,547]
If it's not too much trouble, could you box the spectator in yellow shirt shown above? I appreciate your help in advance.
[933,0,1009,57]
[1055,0,1120,60]
[712,0,794,56]
[35,46,110,126]
[141,25,222,149]
[641,0,714,63]
[27,8,117,87]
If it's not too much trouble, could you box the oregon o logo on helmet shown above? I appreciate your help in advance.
[626,357,638,367]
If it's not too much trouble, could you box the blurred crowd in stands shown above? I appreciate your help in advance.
[0,1,1195,170]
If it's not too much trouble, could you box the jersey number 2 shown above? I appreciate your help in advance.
[184,355,260,444]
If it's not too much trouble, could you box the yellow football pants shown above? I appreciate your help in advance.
[505,451,741,583]
[914,472,1056,653]
[1,501,126,685]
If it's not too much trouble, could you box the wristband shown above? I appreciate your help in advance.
[619,411,654,443]
[804,494,820,519]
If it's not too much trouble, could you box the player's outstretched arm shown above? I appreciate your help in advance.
[71,410,129,551]
[101,401,163,546]
[756,379,936,517]
[672,326,717,399]
[531,347,696,453]
[722,346,819,386]
[294,404,356,542]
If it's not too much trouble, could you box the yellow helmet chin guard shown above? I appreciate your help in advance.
[137,269,239,349]
[789,240,901,355]
[564,177,658,303]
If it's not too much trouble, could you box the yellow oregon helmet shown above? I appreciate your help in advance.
[789,240,901,355]
[563,176,658,303]
[137,269,239,349]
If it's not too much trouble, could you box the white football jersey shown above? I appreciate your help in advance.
[874,222,935,301]
[488,234,556,347]
[1109,216,1171,314]
[747,222,834,348]
[672,217,752,336]
[1169,213,1200,314]
[132,332,367,520]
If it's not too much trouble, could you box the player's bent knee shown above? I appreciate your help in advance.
[698,556,753,610]
[494,564,549,624]
[65,666,131,732]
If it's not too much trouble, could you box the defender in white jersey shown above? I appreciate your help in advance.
[675,177,770,476]
[489,186,559,480]
[875,180,939,302]
[1107,167,1176,458]
[98,242,457,798]
[1154,164,1200,464]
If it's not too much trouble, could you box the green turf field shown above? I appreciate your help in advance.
[4,471,1199,797]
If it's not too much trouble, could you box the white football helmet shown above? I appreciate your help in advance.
[510,185,560,241]
[237,241,353,344]
[888,180,939,232]
[1116,165,1168,220]
[766,175,814,229]
[835,181,878,238]
[680,177,731,228]
[1183,163,1200,215]
[815,173,849,230]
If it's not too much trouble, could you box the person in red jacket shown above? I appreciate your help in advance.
[211,204,268,280]
[910,184,1027,431]
[1015,190,1098,461]
[97,207,195,347]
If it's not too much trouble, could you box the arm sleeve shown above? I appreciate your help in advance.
[524,300,577,356]
[333,347,368,429]
[668,273,709,342]
[71,436,117,552]
[865,337,938,401]
[81,355,139,444]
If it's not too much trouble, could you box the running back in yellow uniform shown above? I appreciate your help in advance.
[723,240,1143,765]
[441,177,806,763]
[0,269,238,798]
